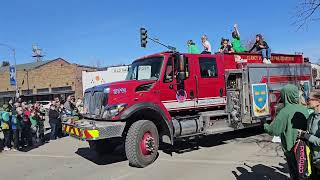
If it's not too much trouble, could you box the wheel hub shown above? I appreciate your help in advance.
[140,132,155,156]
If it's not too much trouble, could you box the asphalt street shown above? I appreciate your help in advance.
[0,127,289,180]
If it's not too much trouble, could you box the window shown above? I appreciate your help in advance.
[126,57,163,81]
[164,58,174,83]
[37,88,49,94]
[199,58,218,78]
[51,86,72,93]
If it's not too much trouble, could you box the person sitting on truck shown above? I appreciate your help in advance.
[187,40,200,54]
[264,84,312,179]
[219,38,234,53]
[201,35,212,54]
[231,24,246,53]
[249,34,272,64]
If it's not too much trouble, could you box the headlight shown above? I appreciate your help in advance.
[102,103,127,119]
[104,87,110,93]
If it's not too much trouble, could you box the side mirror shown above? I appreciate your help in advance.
[177,54,187,81]
[177,72,187,81]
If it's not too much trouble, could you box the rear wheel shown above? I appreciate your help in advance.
[125,120,159,168]
[88,139,119,155]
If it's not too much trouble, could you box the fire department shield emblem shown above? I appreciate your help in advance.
[252,83,269,117]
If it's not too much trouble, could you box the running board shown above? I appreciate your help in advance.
[204,119,235,135]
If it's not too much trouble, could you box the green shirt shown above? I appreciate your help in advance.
[30,116,38,126]
[188,44,200,54]
[232,37,246,53]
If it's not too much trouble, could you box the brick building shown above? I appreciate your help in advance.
[0,58,96,104]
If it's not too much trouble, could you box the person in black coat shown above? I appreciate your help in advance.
[249,34,272,64]
[48,103,60,140]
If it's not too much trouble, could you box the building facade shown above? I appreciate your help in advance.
[0,58,96,104]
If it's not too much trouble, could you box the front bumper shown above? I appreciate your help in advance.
[62,118,126,141]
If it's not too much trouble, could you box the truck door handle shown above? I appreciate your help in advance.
[169,84,174,89]
[190,90,195,99]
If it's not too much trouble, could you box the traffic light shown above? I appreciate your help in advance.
[140,28,148,48]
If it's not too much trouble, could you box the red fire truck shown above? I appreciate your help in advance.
[62,51,311,167]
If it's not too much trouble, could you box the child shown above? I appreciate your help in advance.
[201,35,212,54]
[231,24,246,53]
[219,38,234,53]
[249,34,272,64]
[187,40,200,54]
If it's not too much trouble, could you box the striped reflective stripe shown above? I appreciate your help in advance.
[63,124,100,139]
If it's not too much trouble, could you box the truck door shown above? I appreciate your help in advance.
[159,55,196,111]
[195,56,226,108]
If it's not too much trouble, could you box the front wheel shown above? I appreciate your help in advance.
[125,120,159,168]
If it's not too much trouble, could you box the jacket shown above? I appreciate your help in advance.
[264,84,311,153]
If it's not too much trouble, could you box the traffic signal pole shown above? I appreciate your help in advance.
[147,37,176,51]
[140,27,176,51]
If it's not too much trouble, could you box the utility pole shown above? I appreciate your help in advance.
[0,43,19,98]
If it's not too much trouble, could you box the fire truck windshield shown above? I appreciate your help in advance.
[126,57,163,80]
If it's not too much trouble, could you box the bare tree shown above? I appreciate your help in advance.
[242,37,256,51]
[1,61,10,67]
[91,59,106,68]
[294,0,320,29]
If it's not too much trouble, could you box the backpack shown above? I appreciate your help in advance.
[293,139,312,178]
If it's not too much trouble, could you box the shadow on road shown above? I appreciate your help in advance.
[167,126,266,154]
[74,126,271,166]
[232,163,289,180]
[75,147,127,165]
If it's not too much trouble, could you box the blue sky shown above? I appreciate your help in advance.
[0,0,319,66]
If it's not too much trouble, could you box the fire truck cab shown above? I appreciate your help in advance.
[62,51,311,167]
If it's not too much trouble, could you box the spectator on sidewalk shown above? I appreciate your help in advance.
[201,35,212,54]
[1,104,11,151]
[264,84,312,179]
[21,103,32,147]
[49,103,60,140]
[30,106,41,144]
[11,102,23,151]
[64,95,76,115]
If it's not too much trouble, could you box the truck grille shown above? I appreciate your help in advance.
[83,91,108,119]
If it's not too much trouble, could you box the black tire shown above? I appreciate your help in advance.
[125,120,159,168]
[88,139,118,155]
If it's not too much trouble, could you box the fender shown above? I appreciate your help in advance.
[120,102,173,145]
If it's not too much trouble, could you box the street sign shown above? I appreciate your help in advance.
[9,66,16,86]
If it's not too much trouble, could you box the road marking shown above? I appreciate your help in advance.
[1,153,76,159]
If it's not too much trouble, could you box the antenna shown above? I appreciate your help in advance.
[32,44,44,62]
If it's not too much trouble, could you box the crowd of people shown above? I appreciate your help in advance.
[0,95,81,152]
[186,24,272,64]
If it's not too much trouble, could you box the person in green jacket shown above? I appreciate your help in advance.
[1,104,12,151]
[264,84,312,179]
[231,24,246,53]
[187,40,201,54]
